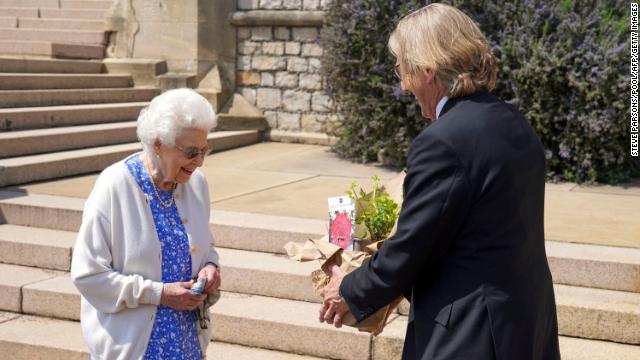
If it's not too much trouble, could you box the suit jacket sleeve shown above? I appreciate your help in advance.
[340,130,471,322]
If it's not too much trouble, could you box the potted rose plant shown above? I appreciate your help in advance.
[347,175,401,251]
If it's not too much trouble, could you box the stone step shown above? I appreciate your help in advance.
[2,263,639,348]
[0,120,138,157]
[0,73,130,90]
[378,316,640,360]
[0,190,637,294]
[0,194,323,254]
[39,7,106,20]
[0,56,103,74]
[0,223,320,299]
[0,224,75,271]
[60,1,113,10]
[0,0,58,7]
[0,28,106,45]
[216,113,268,131]
[0,313,324,360]
[0,130,261,186]
[546,240,640,293]
[0,7,39,18]
[0,40,104,59]
[0,88,158,108]
[0,102,146,131]
[16,17,105,31]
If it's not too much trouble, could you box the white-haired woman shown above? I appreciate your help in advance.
[71,88,221,359]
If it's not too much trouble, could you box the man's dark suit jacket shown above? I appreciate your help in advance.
[340,89,561,360]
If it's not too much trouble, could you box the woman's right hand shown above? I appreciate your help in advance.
[160,281,207,311]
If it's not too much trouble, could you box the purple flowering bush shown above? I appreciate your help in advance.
[322,0,637,183]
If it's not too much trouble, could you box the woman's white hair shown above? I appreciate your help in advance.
[137,88,217,154]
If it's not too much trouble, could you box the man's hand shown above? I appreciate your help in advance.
[160,282,207,311]
[198,263,221,294]
[319,264,350,328]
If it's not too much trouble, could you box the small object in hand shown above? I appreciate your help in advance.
[191,278,207,295]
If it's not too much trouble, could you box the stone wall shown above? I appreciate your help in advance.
[234,0,337,135]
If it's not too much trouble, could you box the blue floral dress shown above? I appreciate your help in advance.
[126,155,202,360]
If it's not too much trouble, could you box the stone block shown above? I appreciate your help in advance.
[301,43,323,57]
[312,91,333,112]
[237,27,251,40]
[308,57,322,73]
[275,71,298,88]
[237,55,252,71]
[292,27,318,42]
[237,71,261,86]
[277,112,301,130]
[261,72,275,86]
[372,316,406,360]
[264,110,278,128]
[262,41,285,55]
[301,113,326,132]
[283,90,311,112]
[23,276,80,321]
[240,87,257,105]
[303,0,320,10]
[285,41,301,55]
[257,88,282,109]
[238,0,259,10]
[299,74,322,90]
[282,0,303,9]
[287,56,308,72]
[251,26,272,41]
[274,27,291,40]
[238,40,261,55]
[252,56,287,71]
[260,0,282,10]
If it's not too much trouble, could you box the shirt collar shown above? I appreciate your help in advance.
[436,96,449,119]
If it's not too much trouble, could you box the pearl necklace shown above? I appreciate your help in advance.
[143,155,176,208]
[149,179,175,208]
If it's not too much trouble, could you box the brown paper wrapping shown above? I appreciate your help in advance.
[284,171,407,335]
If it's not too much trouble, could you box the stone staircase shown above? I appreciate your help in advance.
[0,0,110,59]
[0,56,262,187]
[0,189,638,359]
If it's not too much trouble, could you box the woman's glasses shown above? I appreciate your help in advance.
[174,144,211,159]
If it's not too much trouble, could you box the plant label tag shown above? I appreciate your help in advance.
[328,195,356,250]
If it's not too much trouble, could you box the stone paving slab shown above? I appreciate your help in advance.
[213,175,380,219]
[545,189,640,248]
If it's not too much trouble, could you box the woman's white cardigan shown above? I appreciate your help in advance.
[70,154,220,360]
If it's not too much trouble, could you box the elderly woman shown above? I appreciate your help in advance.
[320,4,560,360]
[71,88,221,359]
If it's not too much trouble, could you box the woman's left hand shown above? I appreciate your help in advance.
[198,263,221,293]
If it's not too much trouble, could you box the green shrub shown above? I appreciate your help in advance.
[322,0,637,183]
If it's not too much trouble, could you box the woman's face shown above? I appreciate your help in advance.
[155,127,209,187]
